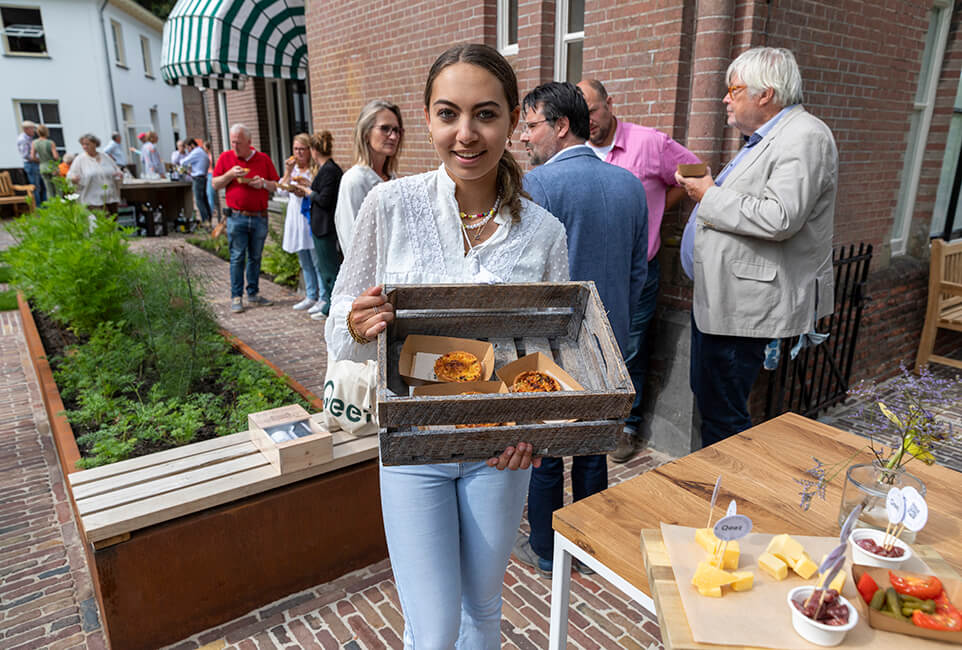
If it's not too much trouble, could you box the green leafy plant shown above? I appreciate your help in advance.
[187,235,229,261]
[260,226,301,288]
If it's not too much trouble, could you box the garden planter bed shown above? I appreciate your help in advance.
[19,296,385,650]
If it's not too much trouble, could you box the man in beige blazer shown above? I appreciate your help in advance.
[675,47,838,447]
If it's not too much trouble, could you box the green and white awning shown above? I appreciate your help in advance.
[161,0,307,91]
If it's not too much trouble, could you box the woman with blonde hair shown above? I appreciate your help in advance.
[142,131,164,178]
[279,133,324,311]
[333,99,404,253]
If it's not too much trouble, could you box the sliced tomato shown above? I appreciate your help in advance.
[889,571,943,600]
[856,572,879,605]
[912,590,962,631]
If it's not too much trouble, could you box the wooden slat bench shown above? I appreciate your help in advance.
[915,237,962,371]
[0,170,35,214]
[68,417,383,650]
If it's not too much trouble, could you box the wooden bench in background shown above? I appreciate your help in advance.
[916,237,962,371]
[0,170,35,214]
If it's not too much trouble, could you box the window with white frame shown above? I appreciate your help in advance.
[890,0,953,256]
[122,103,137,156]
[149,107,159,135]
[497,0,518,55]
[110,19,126,66]
[554,0,584,83]
[14,100,64,154]
[171,113,180,143]
[140,35,153,77]
[0,5,46,55]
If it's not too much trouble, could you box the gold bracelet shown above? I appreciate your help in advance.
[346,310,371,344]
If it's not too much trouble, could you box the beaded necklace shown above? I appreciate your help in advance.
[459,195,501,239]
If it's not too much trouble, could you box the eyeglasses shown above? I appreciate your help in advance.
[727,85,747,101]
[520,119,549,134]
[376,125,404,137]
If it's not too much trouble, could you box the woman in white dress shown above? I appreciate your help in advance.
[325,44,569,648]
[333,99,404,254]
[279,133,323,311]
[67,133,123,213]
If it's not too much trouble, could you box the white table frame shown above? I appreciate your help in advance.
[548,530,656,649]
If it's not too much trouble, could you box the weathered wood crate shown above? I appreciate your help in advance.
[377,282,634,465]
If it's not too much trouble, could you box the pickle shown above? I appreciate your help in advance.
[869,589,886,610]
[886,587,906,621]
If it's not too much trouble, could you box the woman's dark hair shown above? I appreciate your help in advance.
[424,43,527,222]
[311,130,334,157]
[522,82,591,142]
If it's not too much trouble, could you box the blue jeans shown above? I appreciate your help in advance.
[227,214,268,298]
[295,248,322,301]
[527,454,607,563]
[310,233,342,306]
[206,173,220,220]
[624,257,660,431]
[380,461,530,649]
[689,315,767,447]
[24,161,44,206]
[191,176,212,224]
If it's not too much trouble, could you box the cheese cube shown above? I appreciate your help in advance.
[817,555,846,592]
[691,561,736,590]
[695,528,718,553]
[758,552,788,580]
[731,570,754,592]
[792,551,818,580]
[708,540,740,570]
[697,585,723,597]
[765,534,805,564]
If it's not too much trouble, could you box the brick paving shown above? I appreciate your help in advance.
[2,228,960,649]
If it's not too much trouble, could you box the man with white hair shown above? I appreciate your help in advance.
[17,120,39,196]
[212,124,279,313]
[675,47,837,447]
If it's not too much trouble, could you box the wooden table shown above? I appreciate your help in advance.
[120,178,193,224]
[548,412,962,649]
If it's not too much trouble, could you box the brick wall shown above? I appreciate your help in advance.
[224,78,271,156]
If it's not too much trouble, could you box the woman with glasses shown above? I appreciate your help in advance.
[279,133,323,312]
[333,100,404,254]
[326,44,568,648]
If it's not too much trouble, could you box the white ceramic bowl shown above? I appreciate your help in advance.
[787,586,859,647]
[848,528,912,569]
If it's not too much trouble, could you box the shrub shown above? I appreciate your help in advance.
[260,226,301,288]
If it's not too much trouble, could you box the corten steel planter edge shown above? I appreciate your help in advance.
[221,327,324,409]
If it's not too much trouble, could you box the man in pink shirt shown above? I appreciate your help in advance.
[578,78,701,462]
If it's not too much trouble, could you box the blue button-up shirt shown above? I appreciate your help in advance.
[182,146,210,177]
[680,104,797,279]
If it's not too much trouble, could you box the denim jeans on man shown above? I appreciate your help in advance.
[24,161,45,206]
[527,454,607,564]
[380,461,529,649]
[624,257,660,431]
[689,315,767,447]
[310,233,342,308]
[191,176,212,225]
[227,214,268,298]
[295,249,323,302]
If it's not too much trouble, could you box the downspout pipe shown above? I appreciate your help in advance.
[99,0,120,133]
[687,0,735,173]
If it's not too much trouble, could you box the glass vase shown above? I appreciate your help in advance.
[837,462,926,542]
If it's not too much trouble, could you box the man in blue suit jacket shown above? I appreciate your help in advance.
[512,82,648,578]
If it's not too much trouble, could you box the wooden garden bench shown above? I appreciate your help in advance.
[0,170,35,214]
[915,237,962,371]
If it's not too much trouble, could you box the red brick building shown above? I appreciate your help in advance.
[189,0,962,453]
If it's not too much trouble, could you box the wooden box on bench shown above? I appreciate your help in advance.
[249,404,333,473]
[376,282,634,465]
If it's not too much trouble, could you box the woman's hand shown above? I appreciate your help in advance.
[487,442,541,471]
[291,184,309,197]
[350,285,394,340]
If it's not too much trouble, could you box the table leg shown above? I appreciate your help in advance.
[548,531,573,650]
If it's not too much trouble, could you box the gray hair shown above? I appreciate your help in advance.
[727,47,803,107]
[21,120,36,131]
[79,133,101,148]
[111,131,121,140]
[229,123,251,139]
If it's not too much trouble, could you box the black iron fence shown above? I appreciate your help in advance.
[763,243,873,419]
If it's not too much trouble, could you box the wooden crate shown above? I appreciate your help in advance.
[376,282,634,465]
[249,404,333,474]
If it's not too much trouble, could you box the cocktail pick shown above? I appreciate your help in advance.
[806,544,845,608]
[810,554,846,615]
[706,475,722,529]
[887,486,927,550]
[883,487,905,549]
[840,503,863,545]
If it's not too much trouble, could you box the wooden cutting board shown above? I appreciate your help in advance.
[640,528,961,650]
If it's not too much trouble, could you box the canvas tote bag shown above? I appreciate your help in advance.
[319,359,379,436]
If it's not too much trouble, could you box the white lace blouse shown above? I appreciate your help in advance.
[325,165,570,363]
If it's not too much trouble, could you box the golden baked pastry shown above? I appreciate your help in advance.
[434,351,482,382]
[511,370,561,393]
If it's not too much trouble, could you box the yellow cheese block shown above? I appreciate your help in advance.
[818,555,846,592]
[758,552,788,580]
[765,533,805,564]
[792,551,818,580]
[695,527,718,553]
[697,585,723,597]
[731,570,754,592]
[691,561,737,590]
[708,540,740,570]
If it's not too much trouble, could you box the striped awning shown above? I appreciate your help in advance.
[161,0,307,91]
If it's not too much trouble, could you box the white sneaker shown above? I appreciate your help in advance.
[307,301,327,314]
[293,298,316,311]
[310,310,327,321]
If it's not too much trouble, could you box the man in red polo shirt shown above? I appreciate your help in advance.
[212,124,280,313]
